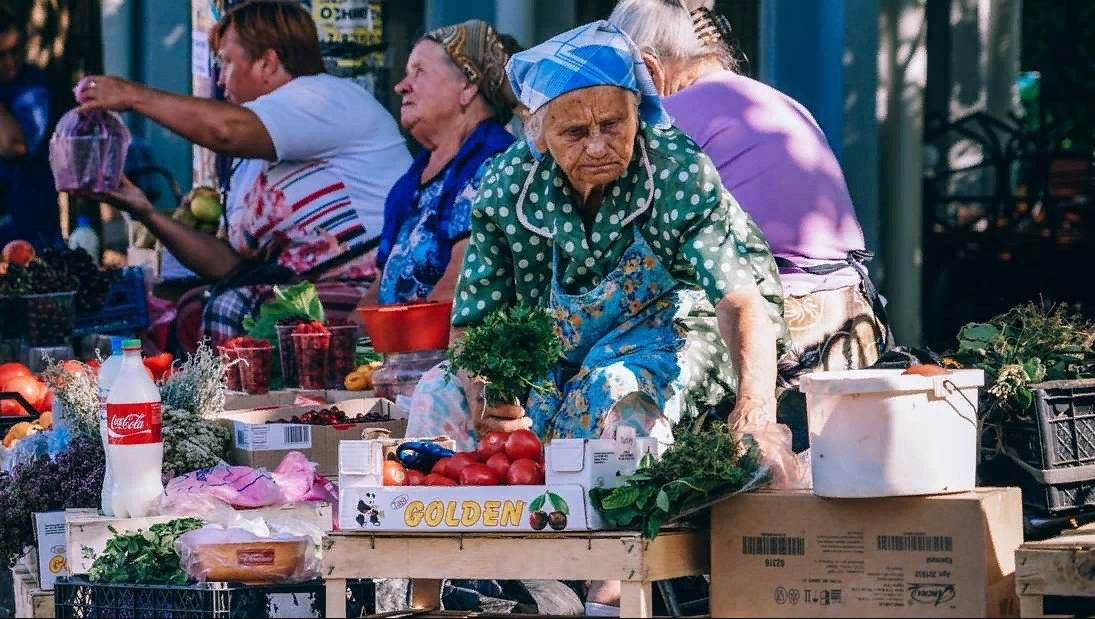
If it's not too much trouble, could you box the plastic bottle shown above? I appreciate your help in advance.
[68,216,100,265]
[105,339,163,518]
[97,336,125,516]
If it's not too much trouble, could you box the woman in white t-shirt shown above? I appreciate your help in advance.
[75,1,412,349]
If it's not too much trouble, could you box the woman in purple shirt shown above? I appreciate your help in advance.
[611,0,890,389]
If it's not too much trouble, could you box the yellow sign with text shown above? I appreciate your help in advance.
[312,0,383,46]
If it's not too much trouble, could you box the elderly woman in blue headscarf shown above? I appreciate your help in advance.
[407,20,791,453]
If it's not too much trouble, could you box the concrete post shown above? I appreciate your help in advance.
[878,0,927,345]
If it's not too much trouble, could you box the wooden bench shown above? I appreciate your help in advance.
[322,530,708,618]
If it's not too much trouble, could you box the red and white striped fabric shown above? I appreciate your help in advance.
[227,159,376,281]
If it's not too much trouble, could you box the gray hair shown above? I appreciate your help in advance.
[521,90,640,149]
[608,0,736,71]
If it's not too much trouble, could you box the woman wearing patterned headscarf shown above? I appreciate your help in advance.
[407,21,796,467]
[359,19,521,306]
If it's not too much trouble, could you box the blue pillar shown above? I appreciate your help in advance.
[758,0,847,163]
[425,0,496,30]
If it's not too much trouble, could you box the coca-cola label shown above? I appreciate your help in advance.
[106,402,163,445]
[237,549,275,566]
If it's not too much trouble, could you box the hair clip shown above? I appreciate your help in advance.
[690,6,734,48]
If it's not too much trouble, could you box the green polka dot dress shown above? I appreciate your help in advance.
[452,123,788,412]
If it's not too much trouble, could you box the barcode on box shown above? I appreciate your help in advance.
[742,535,805,556]
[284,425,310,445]
[877,534,953,552]
[830,589,842,603]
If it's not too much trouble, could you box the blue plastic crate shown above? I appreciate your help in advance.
[73,267,150,337]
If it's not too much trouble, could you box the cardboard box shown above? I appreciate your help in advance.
[338,435,659,532]
[65,502,333,575]
[223,389,373,411]
[32,511,67,590]
[218,398,404,478]
[710,488,1022,618]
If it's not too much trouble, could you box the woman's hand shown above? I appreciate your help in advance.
[74,76,141,112]
[457,369,532,436]
[76,177,154,219]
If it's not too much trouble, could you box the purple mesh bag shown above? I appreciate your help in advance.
[48,109,131,192]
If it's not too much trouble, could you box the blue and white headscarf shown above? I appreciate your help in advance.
[505,20,672,132]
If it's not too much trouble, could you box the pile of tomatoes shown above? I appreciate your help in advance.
[383,430,546,487]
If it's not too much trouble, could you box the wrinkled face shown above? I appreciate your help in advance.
[542,86,638,201]
[215,26,268,104]
[0,28,22,83]
[395,40,468,139]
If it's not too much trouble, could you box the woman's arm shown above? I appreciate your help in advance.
[717,284,779,429]
[75,76,276,160]
[426,239,469,302]
[82,178,243,279]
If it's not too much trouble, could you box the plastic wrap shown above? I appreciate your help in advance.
[157,451,335,513]
[174,525,319,584]
[49,109,131,192]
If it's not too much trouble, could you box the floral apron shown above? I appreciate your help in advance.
[526,227,719,445]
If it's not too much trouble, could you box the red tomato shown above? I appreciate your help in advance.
[86,359,102,374]
[485,453,512,480]
[504,430,542,462]
[40,389,53,412]
[431,457,451,476]
[143,353,174,378]
[445,453,479,480]
[405,470,426,486]
[459,463,500,486]
[382,460,407,486]
[0,362,31,386]
[424,473,458,486]
[4,376,47,412]
[0,398,29,417]
[476,431,509,461]
[506,458,545,485]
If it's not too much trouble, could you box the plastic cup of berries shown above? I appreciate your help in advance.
[292,323,330,390]
[274,322,303,387]
[236,344,274,395]
[325,321,360,389]
[24,291,77,346]
[218,343,243,392]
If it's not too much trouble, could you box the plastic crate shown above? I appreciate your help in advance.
[1000,378,1095,469]
[73,267,149,337]
[53,577,325,618]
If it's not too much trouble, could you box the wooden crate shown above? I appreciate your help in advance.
[1015,527,1095,617]
[322,529,708,618]
[11,563,53,618]
[66,502,333,575]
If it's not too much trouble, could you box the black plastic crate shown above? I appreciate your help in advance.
[1000,378,1095,470]
[73,267,149,337]
[1006,456,1095,513]
[53,577,325,618]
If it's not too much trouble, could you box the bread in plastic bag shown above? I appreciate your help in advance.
[48,108,131,192]
[174,524,320,584]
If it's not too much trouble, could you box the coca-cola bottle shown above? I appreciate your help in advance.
[105,339,163,517]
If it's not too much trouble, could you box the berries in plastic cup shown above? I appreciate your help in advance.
[274,324,300,388]
[24,291,77,347]
[218,345,243,392]
[236,345,274,395]
[326,323,360,389]
[292,332,330,390]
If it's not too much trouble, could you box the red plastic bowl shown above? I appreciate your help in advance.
[357,300,454,353]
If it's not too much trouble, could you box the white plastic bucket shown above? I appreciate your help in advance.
[800,368,985,498]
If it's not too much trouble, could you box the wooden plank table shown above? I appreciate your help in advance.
[1015,531,1095,617]
[322,529,709,618]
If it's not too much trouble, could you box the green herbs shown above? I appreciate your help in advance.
[88,518,204,585]
[589,421,766,539]
[242,282,325,343]
[160,343,227,420]
[40,362,100,439]
[162,405,231,477]
[949,302,1095,413]
[447,306,564,404]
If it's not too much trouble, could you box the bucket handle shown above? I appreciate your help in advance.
[934,377,977,428]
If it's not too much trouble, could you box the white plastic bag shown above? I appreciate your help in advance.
[174,524,320,584]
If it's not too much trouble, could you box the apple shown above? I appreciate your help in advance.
[189,187,223,223]
[2,240,35,266]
